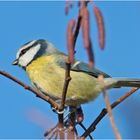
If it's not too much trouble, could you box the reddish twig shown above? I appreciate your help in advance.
[65,1,89,49]
[67,19,76,63]
[86,40,94,67]
[66,2,90,64]
[58,61,71,139]
[81,6,90,50]
[44,111,74,138]
[93,4,105,50]
[82,7,94,67]
[44,123,58,137]
[65,0,73,15]
[59,62,71,111]
[81,87,139,138]
[111,87,139,108]
[81,3,94,67]
[48,129,58,139]
[98,75,122,139]
[73,15,82,47]
[54,130,59,140]
[68,1,94,67]
[0,70,59,110]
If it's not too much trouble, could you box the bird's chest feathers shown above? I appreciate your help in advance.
[26,55,65,97]
[26,55,65,78]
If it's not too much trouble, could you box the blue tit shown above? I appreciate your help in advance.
[12,39,140,107]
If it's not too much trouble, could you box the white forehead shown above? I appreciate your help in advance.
[16,40,36,59]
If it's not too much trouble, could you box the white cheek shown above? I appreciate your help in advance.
[18,44,41,67]
[16,40,36,59]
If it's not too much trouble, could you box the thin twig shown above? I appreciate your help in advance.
[44,109,74,138]
[81,5,94,67]
[58,114,65,139]
[98,75,122,139]
[67,106,77,139]
[67,19,75,63]
[111,87,139,108]
[73,15,82,47]
[57,62,71,139]
[73,1,89,47]
[81,87,139,138]
[48,129,57,139]
[79,122,93,139]
[44,123,58,137]
[0,70,59,109]
[59,10,74,138]
[59,61,71,116]
[93,4,105,50]
[54,130,59,140]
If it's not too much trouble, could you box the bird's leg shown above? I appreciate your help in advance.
[76,106,84,123]
[66,106,84,126]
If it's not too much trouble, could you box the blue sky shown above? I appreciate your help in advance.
[0,1,140,139]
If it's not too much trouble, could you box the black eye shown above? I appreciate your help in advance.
[19,49,27,57]
[22,49,26,54]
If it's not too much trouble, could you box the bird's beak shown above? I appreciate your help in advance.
[12,59,18,65]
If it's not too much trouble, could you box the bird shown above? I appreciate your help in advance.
[12,39,140,107]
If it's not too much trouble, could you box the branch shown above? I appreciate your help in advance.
[79,123,93,139]
[59,62,71,111]
[57,61,71,139]
[0,70,73,138]
[73,15,82,47]
[0,70,59,110]
[73,1,90,52]
[98,75,122,139]
[81,87,139,138]
[111,87,139,108]
[93,4,105,50]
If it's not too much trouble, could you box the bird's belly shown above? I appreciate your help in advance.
[26,60,102,106]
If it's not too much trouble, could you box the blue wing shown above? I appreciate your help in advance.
[55,53,111,78]
[71,61,111,78]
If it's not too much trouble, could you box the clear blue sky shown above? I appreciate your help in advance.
[0,1,140,139]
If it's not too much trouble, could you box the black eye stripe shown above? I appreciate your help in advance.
[19,42,39,57]
[19,48,28,57]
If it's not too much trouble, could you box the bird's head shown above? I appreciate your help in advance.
[12,39,58,68]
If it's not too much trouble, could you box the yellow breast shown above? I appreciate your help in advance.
[26,54,102,106]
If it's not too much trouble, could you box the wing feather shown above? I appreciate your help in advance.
[55,53,111,78]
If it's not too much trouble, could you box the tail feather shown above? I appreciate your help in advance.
[116,78,140,87]
[104,78,140,89]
